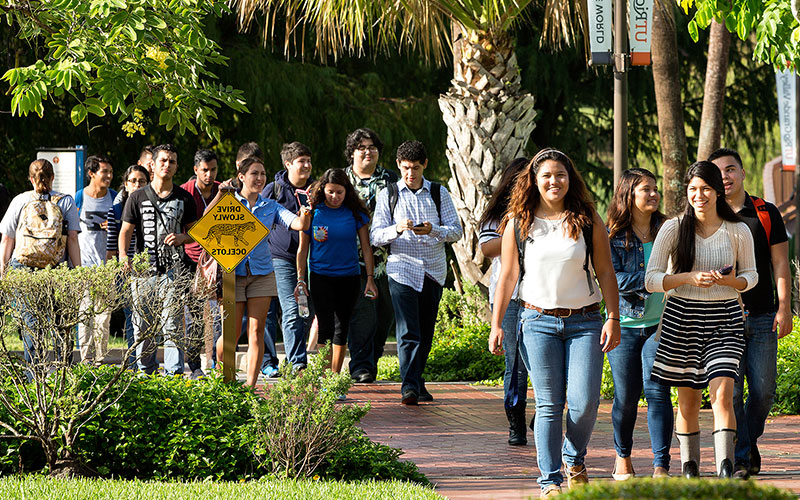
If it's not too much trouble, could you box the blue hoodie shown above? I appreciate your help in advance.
[262,169,314,262]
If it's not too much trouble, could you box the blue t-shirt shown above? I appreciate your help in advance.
[234,193,296,277]
[307,204,367,277]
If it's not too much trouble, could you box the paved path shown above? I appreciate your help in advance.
[352,382,800,499]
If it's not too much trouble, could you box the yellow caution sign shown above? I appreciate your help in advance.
[188,192,270,273]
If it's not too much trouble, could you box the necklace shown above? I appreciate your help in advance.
[632,224,652,242]
[539,211,565,233]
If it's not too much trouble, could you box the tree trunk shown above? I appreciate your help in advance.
[439,25,537,288]
[651,2,688,217]
[697,21,731,162]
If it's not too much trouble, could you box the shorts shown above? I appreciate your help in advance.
[235,272,277,302]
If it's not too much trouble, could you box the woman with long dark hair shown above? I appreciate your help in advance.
[645,161,757,479]
[479,157,531,446]
[605,168,672,479]
[490,149,620,498]
[106,164,150,366]
[296,168,376,374]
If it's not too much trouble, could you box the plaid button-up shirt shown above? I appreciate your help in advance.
[370,179,463,292]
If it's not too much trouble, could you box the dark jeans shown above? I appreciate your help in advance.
[265,258,309,368]
[734,312,778,465]
[389,276,443,395]
[347,272,394,377]
[497,300,527,408]
[606,324,673,469]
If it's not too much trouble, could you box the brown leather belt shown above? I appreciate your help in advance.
[520,301,601,318]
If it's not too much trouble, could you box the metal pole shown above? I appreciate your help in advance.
[794,74,800,313]
[613,0,629,188]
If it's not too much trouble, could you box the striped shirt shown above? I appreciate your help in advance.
[370,179,462,292]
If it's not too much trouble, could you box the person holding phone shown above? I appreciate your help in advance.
[296,168,376,376]
[605,168,672,479]
[262,142,316,375]
[645,161,757,479]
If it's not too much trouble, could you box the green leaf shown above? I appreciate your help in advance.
[71,104,88,125]
[688,19,699,42]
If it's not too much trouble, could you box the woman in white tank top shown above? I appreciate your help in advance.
[490,149,621,498]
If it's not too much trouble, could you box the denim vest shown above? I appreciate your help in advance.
[609,230,651,319]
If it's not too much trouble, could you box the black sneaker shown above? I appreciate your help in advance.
[733,463,750,480]
[418,387,434,402]
[351,370,374,384]
[401,390,418,405]
[189,368,205,380]
[749,445,761,476]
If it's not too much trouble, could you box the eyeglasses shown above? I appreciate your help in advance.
[127,178,147,186]
[356,145,378,153]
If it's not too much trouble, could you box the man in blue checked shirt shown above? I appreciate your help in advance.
[370,141,463,405]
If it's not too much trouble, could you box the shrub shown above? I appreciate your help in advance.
[558,477,794,499]
[250,345,371,479]
[321,433,429,484]
[436,281,490,333]
[76,367,258,480]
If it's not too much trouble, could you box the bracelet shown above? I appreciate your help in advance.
[366,274,374,278]
[297,279,306,284]
[607,317,620,322]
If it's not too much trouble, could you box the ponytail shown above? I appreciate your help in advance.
[29,159,54,194]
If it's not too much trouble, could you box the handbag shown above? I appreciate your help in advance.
[193,249,222,299]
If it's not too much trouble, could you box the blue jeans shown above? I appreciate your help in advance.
[264,258,308,368]
[734,312,778,465]
[495,301,527,408]
[123,306,136,368]
[389,276,443,395]
[131,271,184,375]
[519,307,604,488]
[606,324,673,469]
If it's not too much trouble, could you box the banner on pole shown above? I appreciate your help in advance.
[776,69,797,171]
[588,0,612,65]
[629,0,654,66]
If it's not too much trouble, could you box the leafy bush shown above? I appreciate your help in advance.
[435,281,490,333]
[558,477,794,500]
[321,433,429,484]
[250,345,371,479]
[77,367,258,480]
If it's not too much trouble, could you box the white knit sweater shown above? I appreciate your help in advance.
[645,218,757,300]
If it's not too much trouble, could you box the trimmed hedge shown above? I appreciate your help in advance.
[559,477,794,499]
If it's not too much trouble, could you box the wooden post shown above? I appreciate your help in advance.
[221,269,236,382]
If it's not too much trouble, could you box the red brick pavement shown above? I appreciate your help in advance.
[352,382,800,500]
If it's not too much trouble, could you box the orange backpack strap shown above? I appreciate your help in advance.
[750,196,772,246]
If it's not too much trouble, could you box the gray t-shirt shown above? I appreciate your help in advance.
[77,189,114,266]
[0,190,81,263]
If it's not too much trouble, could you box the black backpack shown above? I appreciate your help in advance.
[513,217,596,297]
[385,182,442,220]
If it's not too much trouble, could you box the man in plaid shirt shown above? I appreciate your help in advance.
[370,141,463,405]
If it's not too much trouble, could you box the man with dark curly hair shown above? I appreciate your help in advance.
[370,140,462,405]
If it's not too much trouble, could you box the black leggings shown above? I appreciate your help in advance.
[309,272,360,346]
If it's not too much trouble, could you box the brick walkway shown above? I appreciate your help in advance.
[352,382,800,499]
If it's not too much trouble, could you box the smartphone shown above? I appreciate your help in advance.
[718,264,734,275]
[365,290,377,299]
[295,189,310,209]
[413,222,425,228]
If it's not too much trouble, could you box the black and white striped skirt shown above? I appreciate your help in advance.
[651,296,745,389]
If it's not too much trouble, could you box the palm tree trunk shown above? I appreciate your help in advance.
[651,2,688,216]
[439,25,537,287]
[697,21,731,162]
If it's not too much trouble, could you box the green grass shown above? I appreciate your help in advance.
[1,318,128,352]
[0,476,442,500]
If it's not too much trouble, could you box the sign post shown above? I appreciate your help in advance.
[188,189,270,382]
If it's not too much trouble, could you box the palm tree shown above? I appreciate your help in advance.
[232,0,538,286]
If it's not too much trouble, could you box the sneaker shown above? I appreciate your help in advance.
[418,387,434,402]
[540,485,561,498]
[336,394,347,401]
[189,368,205,380]
[733,463,750,480]
[261,365,280,378]
[351,370,374,383]
[564,462,589,489]
[749,445,761,476]
[401,389,418,405]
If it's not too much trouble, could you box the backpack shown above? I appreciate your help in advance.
[15,192,68,269]
[513,217,596,298]
[386,182,442,220]
[750,196,772,246]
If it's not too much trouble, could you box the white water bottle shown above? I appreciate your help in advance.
[297,286,310,318]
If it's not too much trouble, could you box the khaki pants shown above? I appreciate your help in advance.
[78,300,111,364]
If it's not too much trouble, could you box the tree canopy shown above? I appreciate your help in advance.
[1,0,247,141]
[682,0,800,70]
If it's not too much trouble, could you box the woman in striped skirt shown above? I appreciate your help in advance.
[645,161,757,479]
